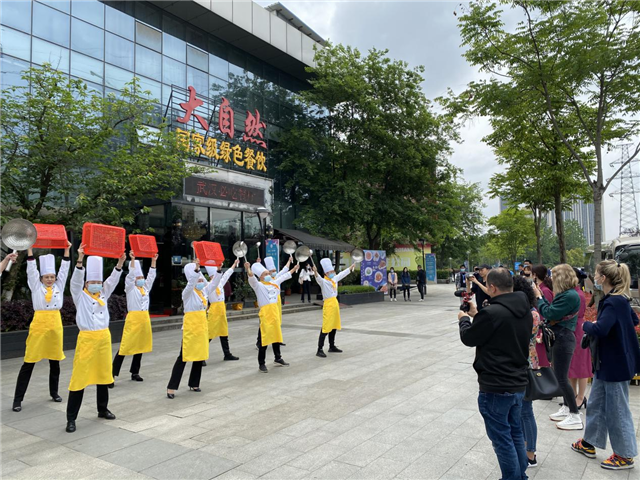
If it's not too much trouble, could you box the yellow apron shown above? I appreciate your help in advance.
[119,311,153,356]
[277,294,283,326]
[259,302,283,346]
[322,296,341,333]
[24,310,65,363]
[207,301,228,339]
[182,311,209,362]
[68,329,113,391]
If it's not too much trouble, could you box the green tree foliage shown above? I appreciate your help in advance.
[486,208,535,267]
[523,220,587,266]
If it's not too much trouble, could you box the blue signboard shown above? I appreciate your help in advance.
[265,239,279,270]
[360,250,387,290]
[425,254,437,282]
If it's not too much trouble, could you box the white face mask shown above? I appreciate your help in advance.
[135,279,145,287]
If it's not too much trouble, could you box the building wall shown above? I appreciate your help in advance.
[544,199,603,246]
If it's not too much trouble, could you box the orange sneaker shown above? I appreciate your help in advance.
[601,453,634,470]
[571,439,596,459]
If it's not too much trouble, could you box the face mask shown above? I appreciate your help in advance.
[264,275,273,283]
[594,276,603,290]
[328,273,335,279]
[87,283,102,294]
[136,279,145,287]
[390,269,394,273]
[460,268,466,273]
[195,282,206,290]
[524,273,530,277]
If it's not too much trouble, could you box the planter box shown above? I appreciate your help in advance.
[1,320,126,360]
[339,291,384,306]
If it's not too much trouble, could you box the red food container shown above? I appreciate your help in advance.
[193,241,224,266]
[32,224,68,249]
[129,235,158,258]
[82,223,126,259]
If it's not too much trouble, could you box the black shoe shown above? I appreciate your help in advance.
[274,358,289,366]
[578,397,587,410]
[527,455,538,468]
[259,364,268,373]
[51,394,63,402]
[167,390,175,399]
[202,360,207,367]
[131,374,143,382]
[316,349,327,358]
[107,382,115,389]
[12,402,21,412]
[98,410,116,420]
[224,354,239,361]
[189,387,202,392]
[328,346,343,353]
[66,421,76,433]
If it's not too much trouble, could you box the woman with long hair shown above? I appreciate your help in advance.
[569,268,592,410]
[531,265,553,367]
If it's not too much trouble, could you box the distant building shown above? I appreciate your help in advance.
[545,200,604,245]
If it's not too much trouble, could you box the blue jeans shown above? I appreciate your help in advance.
[521,399,537,453]
[478,391,528,480]
[584,377,638,458]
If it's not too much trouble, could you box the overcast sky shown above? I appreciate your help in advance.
[257,0,638,243]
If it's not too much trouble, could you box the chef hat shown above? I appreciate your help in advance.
[38,254,56,276]
[184,262,202,282]
[251,262,268,278]
[131,260,143,277]
[86,256,103,282]
[320,258,334,274]
[264,257,276,271]
[205,266,217,277]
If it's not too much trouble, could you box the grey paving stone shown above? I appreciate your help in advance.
[1,459,29,477]
[140,449,238,479]
[260,465,310,479]
[347,457,408,480]
[336,440,393,467]
[235,447,303,476]
[100,438,191,472]
[66,428,149,457]
[308,460,361,479]
[1,425,43,453]
[287,443,346,471]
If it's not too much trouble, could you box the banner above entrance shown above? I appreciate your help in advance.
[184,176,265,207]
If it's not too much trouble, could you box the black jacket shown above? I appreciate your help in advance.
[416,270,426,284]
[459,291,532,393]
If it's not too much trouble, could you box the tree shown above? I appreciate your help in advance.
[455,0,640,265]
[486,208,535,268]
[276,43,456,250]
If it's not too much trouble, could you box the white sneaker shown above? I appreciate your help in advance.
[556,413,583,430]
[549,405,570,421]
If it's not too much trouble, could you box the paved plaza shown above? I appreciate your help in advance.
[1,284,639,480]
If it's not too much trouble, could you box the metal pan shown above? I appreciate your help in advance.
[351,248,364,263]
[294,245,311,263]
[283,240,297,255]
[1,219,37,271]
[232,241,248,259]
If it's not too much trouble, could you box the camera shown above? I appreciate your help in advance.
[454,289,474,312]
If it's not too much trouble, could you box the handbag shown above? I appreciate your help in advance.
[525,367,563,401]
[541,324,555,358]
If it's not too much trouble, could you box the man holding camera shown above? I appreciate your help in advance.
[468,264,492,311]
[458,268,532,480]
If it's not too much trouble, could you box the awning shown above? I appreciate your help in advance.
[274,228,354,251]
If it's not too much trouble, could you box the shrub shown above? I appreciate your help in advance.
[437,269,451,280]
[338,285,376,294]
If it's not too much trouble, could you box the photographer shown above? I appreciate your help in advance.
[468,264,492,311]
[458,268,532,480]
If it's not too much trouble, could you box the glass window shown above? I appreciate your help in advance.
[136,22,161,52]
[163,33,185,62]
[71,18,104,60]
[33,2,70,48]
[105,6,134,40]
[208,54,228,81]
[32,37,69,73]
[0,1,32,33]
[105,63,133,90]
[208,37,226,60]
[187,66,208,96]
[162,56,185,87]
[186,27,206,50]
[246,57,262,79]
[83,79,103,95]
[0,26,31,61]
[210,208,242,262]
[0,54,29,89]
[228,62,244,80]
[210,75,228,98]
[187,46,208,72]
[70,51,103,83]
[135,2,161,30]
[135,45,161,80]
[242,214,262,263]
[171,205,209,258]
[105,33,133,71]
[38,0,70,14]
[163,14,184,40]
[138,76,161,102]
[71,0,103,27]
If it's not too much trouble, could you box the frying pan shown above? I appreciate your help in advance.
[1,219,37,271]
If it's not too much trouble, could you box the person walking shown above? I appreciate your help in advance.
[387,267,398,301]
[572,260,640,470]
[533,264,583,430]
[299,264,312,303]
[401,267,411,301]
[458,268,532,480]
[569,268,591,410]
[416,265,426,301]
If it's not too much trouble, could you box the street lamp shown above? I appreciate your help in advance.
[466,250,471,270]
[419,238,426,271]
[256,207,269,259]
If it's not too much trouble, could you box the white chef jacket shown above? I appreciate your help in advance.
[183,271,208,313]
[27,257,70,311]
[248,272,291,308]
[275,265,290,281]
[206,267,234,303]
[70,266,123,331]
[124,261,156,312]
[315,269,351,300]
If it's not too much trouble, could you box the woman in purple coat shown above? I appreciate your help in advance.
[532,265,553,367]
[569,269,592,409]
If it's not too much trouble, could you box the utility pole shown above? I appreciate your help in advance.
[609,144,640,237]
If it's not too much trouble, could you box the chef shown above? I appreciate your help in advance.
[314,258,355,358]
[166,259,209,399]
[111,252,158,386]
[246,261,298,373]
[205,259,239,361]
[66,246,125,433]
[13,242,71,413]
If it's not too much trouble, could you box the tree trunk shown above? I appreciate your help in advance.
[532,208,543,264]
[554,191,566,263]
[592,188,604,270]
[1,253,25,302]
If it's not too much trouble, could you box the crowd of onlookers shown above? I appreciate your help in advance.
[457,260,640,479]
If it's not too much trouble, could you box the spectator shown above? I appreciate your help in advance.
[387,268,398,302]
[522,265,533,283]
[458,268,532,480]
[532,264,553,367]
[401,267,411,301]
[469,264,492,311]
[455,264,467,290]
[416,265,426,301]
[569,268,591,410]
[572,260,640,470]
[513,276,542,468]
[299,264,312,303]
[588,273,605,313]
[533,264,583,430]
[518,263,525,276]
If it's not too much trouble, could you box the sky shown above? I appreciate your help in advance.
[256,0,637,243]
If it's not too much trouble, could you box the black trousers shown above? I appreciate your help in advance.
[66,385,109,422]
[112,350,142,376]
[403,285,411,300]
[388,287,397,299]
[318,329,337,349]
[167,347,203,390]
[417,283,426,300]
[14,360,60,403]
[208,336,231,356]
[551,326,579,413]
[301,282,311,302]
[257,328,281,366]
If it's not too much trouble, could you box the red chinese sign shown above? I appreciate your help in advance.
[242,110,267,149]
[177,86,209,131]
[218,97,235,138]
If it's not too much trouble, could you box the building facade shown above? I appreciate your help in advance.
[544,199,603,246]
[0,0,324,313]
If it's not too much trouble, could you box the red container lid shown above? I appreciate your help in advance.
[82,223,126,259]
[129,234,158,258]
[32,224,68,249]
[193,241,225,266]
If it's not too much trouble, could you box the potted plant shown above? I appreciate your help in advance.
[231,276,250,310]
